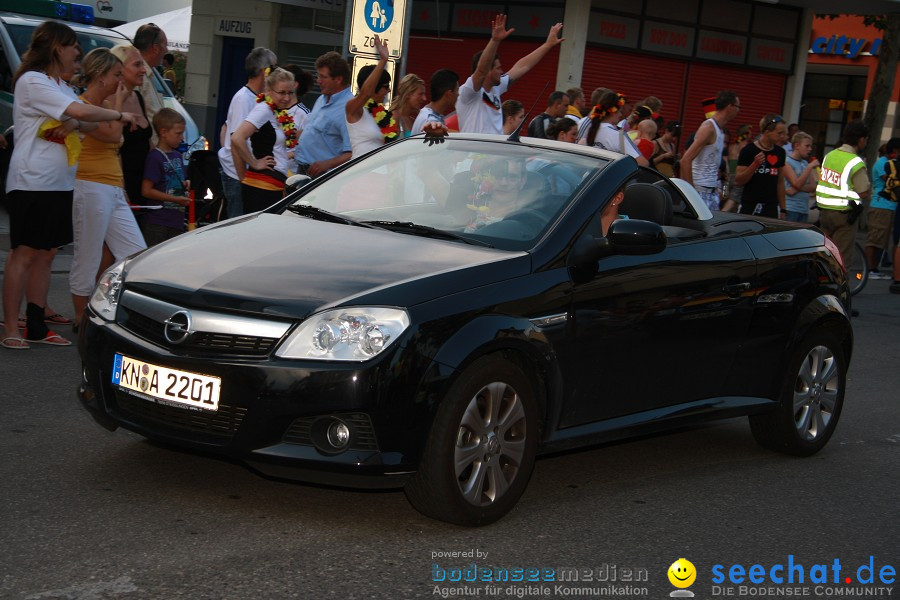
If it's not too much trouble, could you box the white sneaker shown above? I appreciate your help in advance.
[869,271,891,280]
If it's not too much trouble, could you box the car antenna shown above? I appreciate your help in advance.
[507,80,551,143]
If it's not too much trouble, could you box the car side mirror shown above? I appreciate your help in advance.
[607,218,667,255]
[285,174,312,195]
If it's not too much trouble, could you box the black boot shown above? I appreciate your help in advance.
[25,303,49,341]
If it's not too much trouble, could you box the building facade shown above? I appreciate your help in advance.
[183,0,897,154]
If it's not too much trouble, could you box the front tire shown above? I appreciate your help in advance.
[405,355,538,526]
[750,332,846,456]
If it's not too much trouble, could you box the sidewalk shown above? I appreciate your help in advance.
[0,206,73,275]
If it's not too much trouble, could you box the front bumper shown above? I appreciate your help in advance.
[76,309,430,489]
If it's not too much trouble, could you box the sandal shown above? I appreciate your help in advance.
[0,317,27,329]
[1,336,30,350]
[24,329,72,346]
[44,313,73,325]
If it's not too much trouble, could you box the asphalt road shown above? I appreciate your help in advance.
[1,272,898,600]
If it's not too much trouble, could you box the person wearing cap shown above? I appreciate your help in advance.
[816,119,871,274]
[679,90,741,211]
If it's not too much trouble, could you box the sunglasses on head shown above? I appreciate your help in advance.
[763,115,785,131]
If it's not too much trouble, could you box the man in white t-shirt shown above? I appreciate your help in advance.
[455,14,564,134]
[217,47,277,219]
[411,69,459,135]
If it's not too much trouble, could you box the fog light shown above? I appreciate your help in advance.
[327,420,351,449]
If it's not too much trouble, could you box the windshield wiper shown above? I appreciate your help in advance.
[360,221,494,247]
[285,203,374,227]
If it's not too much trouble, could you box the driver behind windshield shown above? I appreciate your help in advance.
[463,158,534,232]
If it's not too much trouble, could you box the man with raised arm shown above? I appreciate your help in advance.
[456,14,564,135]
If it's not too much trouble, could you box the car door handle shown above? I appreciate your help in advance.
[723,282,751,296]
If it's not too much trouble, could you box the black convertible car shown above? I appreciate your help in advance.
[77,134,852,526]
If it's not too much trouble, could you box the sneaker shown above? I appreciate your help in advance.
[869,271,891,280]
[891,281,900,294]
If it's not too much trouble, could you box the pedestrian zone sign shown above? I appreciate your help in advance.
[349,0,406,59]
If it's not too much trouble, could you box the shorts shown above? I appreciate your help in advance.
[7,189,74,250]
[864,206,894,249]
[739,201,778,219]
[696,188,720,212]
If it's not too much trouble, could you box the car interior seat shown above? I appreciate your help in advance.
[620,183,673,225]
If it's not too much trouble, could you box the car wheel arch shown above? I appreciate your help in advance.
[418,333,556,448]
[782,294,853,375]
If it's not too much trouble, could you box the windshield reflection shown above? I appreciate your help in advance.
[288,138,606,250]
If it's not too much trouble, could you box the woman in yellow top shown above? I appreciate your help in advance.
[70,47,146,325]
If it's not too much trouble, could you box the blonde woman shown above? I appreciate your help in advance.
[231,67,297,213]
[110,44,152,207]
[70,48,146,325]
[391,73,426,137]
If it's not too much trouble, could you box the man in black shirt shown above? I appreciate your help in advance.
[527,90,569,139]
[735,113,788,219]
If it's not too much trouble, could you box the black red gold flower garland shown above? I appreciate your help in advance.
[364,98,399,143]
[256,93,298,149]
[589,93,628,120]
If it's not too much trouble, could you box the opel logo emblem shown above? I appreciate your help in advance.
[163,311,192,344]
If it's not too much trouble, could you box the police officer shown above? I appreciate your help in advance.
[816,119,871,276]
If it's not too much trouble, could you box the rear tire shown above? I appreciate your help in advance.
[405,355,538,526]
[750,332,846,456]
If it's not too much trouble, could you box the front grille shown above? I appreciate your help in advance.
[118,306,279,357]
[115,391,247,439]
[283,413,379,451]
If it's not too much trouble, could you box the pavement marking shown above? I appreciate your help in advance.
[25,576,138,599]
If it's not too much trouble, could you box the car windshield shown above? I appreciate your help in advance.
[6,23,174,98]
[286,137,606,251]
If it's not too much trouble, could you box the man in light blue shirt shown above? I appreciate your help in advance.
[296,52,353,178]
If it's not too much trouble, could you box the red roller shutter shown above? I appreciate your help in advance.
[581,47,687,125]
[405,36,562,114]
[406,38,787,148]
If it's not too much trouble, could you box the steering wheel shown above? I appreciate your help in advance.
[505,208,548,233]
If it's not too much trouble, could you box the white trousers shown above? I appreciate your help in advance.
[70,179,146,296]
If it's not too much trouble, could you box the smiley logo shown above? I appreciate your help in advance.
[668,558,696,588]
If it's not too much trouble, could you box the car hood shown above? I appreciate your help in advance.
[123,213,529,318]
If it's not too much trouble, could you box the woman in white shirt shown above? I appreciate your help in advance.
[582,91,649,167]
[231,67,297,214]
[2,21,137,350]
[345,35,394,159]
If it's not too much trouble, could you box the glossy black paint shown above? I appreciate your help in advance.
[77,138,853,489]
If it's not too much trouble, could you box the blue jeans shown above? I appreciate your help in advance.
[786,211,808,223]
[220,171,243,219]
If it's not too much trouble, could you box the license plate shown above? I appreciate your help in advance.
[112,354,221,411]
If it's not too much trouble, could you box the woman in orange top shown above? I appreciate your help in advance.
[70,48,146,324]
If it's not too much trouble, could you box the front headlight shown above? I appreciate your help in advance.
[89,260,127,321]
[275,307,410,361]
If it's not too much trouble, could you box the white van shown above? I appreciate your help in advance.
[0,10,204,152]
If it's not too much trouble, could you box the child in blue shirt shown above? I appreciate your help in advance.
[140,108,190,246]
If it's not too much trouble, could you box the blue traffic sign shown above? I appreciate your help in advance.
[364,0,393,33]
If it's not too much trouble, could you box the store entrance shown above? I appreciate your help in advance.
[799,71,868,157]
